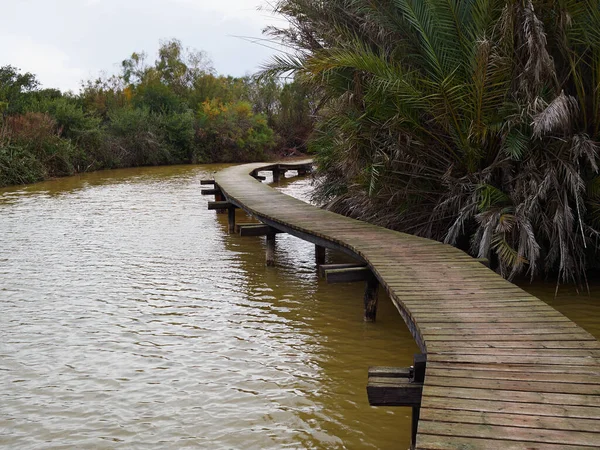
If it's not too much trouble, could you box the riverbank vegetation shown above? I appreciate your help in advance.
[265,0,600,285]
[0,39,313,188]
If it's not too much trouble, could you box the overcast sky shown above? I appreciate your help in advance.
[0,0,284,92]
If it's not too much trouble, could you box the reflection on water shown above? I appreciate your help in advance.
[0,165,417,450]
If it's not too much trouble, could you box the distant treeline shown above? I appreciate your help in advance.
[0,39,314,188]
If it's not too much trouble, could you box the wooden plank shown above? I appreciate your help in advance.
[208,201,232,210]
[200,179,215,185]
[425,366,600,385]
[420,408,600,433]
[425,362,600,376]
[423,385,600,407]
[201,188,220,195]
[428,348,600,358]
[424,375,600,395]
[324,266,371,283]
[418,420,600,447]
[368,366,412,378]
[421,395,600,419]
[318,263,366,278]
[367,377,423,407]
[424,333,597,342]
[427,354,599,366]
[239,224,278,237]
[416,434,591,449]
[426,340,600,350]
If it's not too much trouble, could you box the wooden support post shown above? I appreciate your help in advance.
[315,245,326,265]
[266,233,276,266]
[411,354,427,450]
[364,273,379,322]
[272,170,281,183]
[228,206,236,234]
[213,193,227,215]
[298,168,307,176]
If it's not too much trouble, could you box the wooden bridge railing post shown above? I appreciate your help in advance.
[266,233,276,266]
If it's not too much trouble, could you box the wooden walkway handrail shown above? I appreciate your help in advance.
[211,160,600,449]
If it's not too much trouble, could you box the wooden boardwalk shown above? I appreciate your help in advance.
[211,160,600,449]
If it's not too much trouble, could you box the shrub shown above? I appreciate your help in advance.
[195,100,274,162]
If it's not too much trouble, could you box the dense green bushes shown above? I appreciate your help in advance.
[266,0,600,284]
[0,39,313,189]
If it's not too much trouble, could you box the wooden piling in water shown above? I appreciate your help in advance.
[315,245,326,265]
[266,233,276,266]
[364,274,379,322]
[228,206,236,234]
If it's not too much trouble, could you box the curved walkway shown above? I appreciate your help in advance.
[214,160,600,449]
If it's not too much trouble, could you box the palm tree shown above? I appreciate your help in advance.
[263,0,600,286]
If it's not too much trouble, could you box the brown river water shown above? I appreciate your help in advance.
[1,165,599,450]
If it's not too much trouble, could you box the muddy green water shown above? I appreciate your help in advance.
[0,166,417,450]
[0,165,599,450]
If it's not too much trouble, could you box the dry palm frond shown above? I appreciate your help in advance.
[265,0,600,286]
[531,91,579,138]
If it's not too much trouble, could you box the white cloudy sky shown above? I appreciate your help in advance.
[0,0,284,92]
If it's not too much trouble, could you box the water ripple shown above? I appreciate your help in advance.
[0,165,415,449]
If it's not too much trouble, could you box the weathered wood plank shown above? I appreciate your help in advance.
[425,361,600,375]
[368,366,412,378]
[324,266,371,283]
[423,385,600,407]
[208,201,232,210]
[239,224,278,237]
[427,354,599,366]
[425,375,600,395]
[318,263,366,278]
[420,408,600,433]
[201,188,221,195]
[421,395,600,419]
[367,377,423,407]
[425,366,600,384]
[418,420,600,447]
